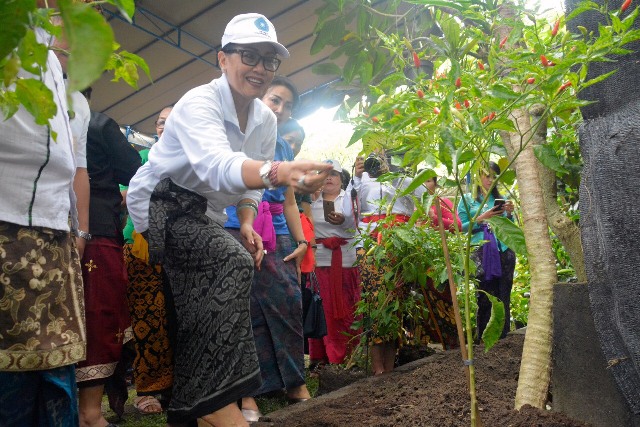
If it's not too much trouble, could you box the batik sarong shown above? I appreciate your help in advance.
[149,178,260,423]
[76,237,130,384]
[227,229,305,396]
[124,243,173,396]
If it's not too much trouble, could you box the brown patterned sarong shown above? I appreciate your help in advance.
[76,237,130,383]
[124,243,173,395]
[0,221,86,371]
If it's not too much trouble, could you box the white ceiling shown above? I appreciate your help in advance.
[92,0,343,136]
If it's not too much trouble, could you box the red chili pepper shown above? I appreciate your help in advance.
[455,101,462,110]
[481,112,496,124]
[527,77,536,84]
[394,109,400,115]
[377,232,383,245]
[557,81,572,93]
[478,61,485,70]
[499,36,508,48]
[433,107,441,115]
[621,0,632,12]
[551,20,560,37]
[455,77,461,88]
[417,89,425,99]
[372,116,379,123]
[412,51,421,68]
[540,55,550,66]
[464,99,471,108]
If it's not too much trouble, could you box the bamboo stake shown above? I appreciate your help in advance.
[433,197,483,427]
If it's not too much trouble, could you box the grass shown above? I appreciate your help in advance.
[103,362,320,426]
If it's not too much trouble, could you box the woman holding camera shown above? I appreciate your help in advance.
[354,153,426,374]
[457,161,515,341]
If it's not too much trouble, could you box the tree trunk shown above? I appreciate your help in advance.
[505,109,559,410]
[530,107,587,282]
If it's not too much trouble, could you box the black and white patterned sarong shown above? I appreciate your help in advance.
[148,178,261,422]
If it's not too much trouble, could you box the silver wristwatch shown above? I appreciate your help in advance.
[259,160,276,190]
[76,229,92,241]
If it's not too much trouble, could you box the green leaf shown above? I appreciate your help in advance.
[0,90,20,120]
[580,69,616,90]
[0,0,34,61]
[17,29,49,74]
[486,216,527,255]
[15,78,56,126]
[487,83,520,100]
[61,0,115,93]
[106,0,135,23]
[480,291,505,351]
[533,144,569,174]
[312,62,342,76]
[400,168,436,195]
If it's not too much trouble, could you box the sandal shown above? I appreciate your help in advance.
[133,395,163,415]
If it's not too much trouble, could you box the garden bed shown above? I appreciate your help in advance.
[260,333,591,426]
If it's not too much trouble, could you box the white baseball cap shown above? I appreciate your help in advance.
[221,13,290,58]
[323,159,343,173]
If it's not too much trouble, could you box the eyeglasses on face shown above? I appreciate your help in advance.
[155,119,166,128]
[223,48,281,72]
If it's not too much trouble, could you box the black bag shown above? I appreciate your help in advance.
[303,272,327,339]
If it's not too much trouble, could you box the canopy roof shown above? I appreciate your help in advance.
[93,0,343,136]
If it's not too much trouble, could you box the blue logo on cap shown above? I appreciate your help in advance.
[255,17,269,32]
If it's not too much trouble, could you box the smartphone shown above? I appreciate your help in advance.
[323,200,335,222]
[493,199,506,211]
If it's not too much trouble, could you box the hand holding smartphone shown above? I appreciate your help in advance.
[323,200,335,222]
[493,198,506,211]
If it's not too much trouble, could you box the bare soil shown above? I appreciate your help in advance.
[260,333,591,426]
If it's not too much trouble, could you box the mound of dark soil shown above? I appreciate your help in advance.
[261,333,591,426]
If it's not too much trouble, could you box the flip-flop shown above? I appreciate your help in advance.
[133,395,163,415]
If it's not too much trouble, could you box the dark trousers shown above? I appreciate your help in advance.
[475,248,516,340]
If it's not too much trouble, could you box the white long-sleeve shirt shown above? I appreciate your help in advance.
[127,74,277,231]
[311,189,357,267]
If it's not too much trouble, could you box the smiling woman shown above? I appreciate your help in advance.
[125,12,331,427]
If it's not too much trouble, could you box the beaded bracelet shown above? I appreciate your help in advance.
[268,161,282,188]
[237,202,259,216]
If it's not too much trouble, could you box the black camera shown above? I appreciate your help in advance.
[363,153,383,177]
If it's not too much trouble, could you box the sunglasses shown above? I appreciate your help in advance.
[223,49,281,72]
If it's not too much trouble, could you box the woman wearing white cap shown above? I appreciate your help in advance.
[126,13,330,426]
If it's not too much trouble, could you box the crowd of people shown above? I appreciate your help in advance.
[0,8,517,427]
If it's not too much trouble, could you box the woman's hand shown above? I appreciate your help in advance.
[240,222,264,270]
[477,206,504,222]
[327,211,345,225]
[504,201,515,215]
[277,160,332,194]
[283,243,306,283]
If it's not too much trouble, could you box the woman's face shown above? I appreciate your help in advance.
[323,171,343,196]
[481,172,495,192]
[425,177,437,193]
[282,129,304,156]
[262,84,294,126]
[155,107,172,138]
[218,43,277,105]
